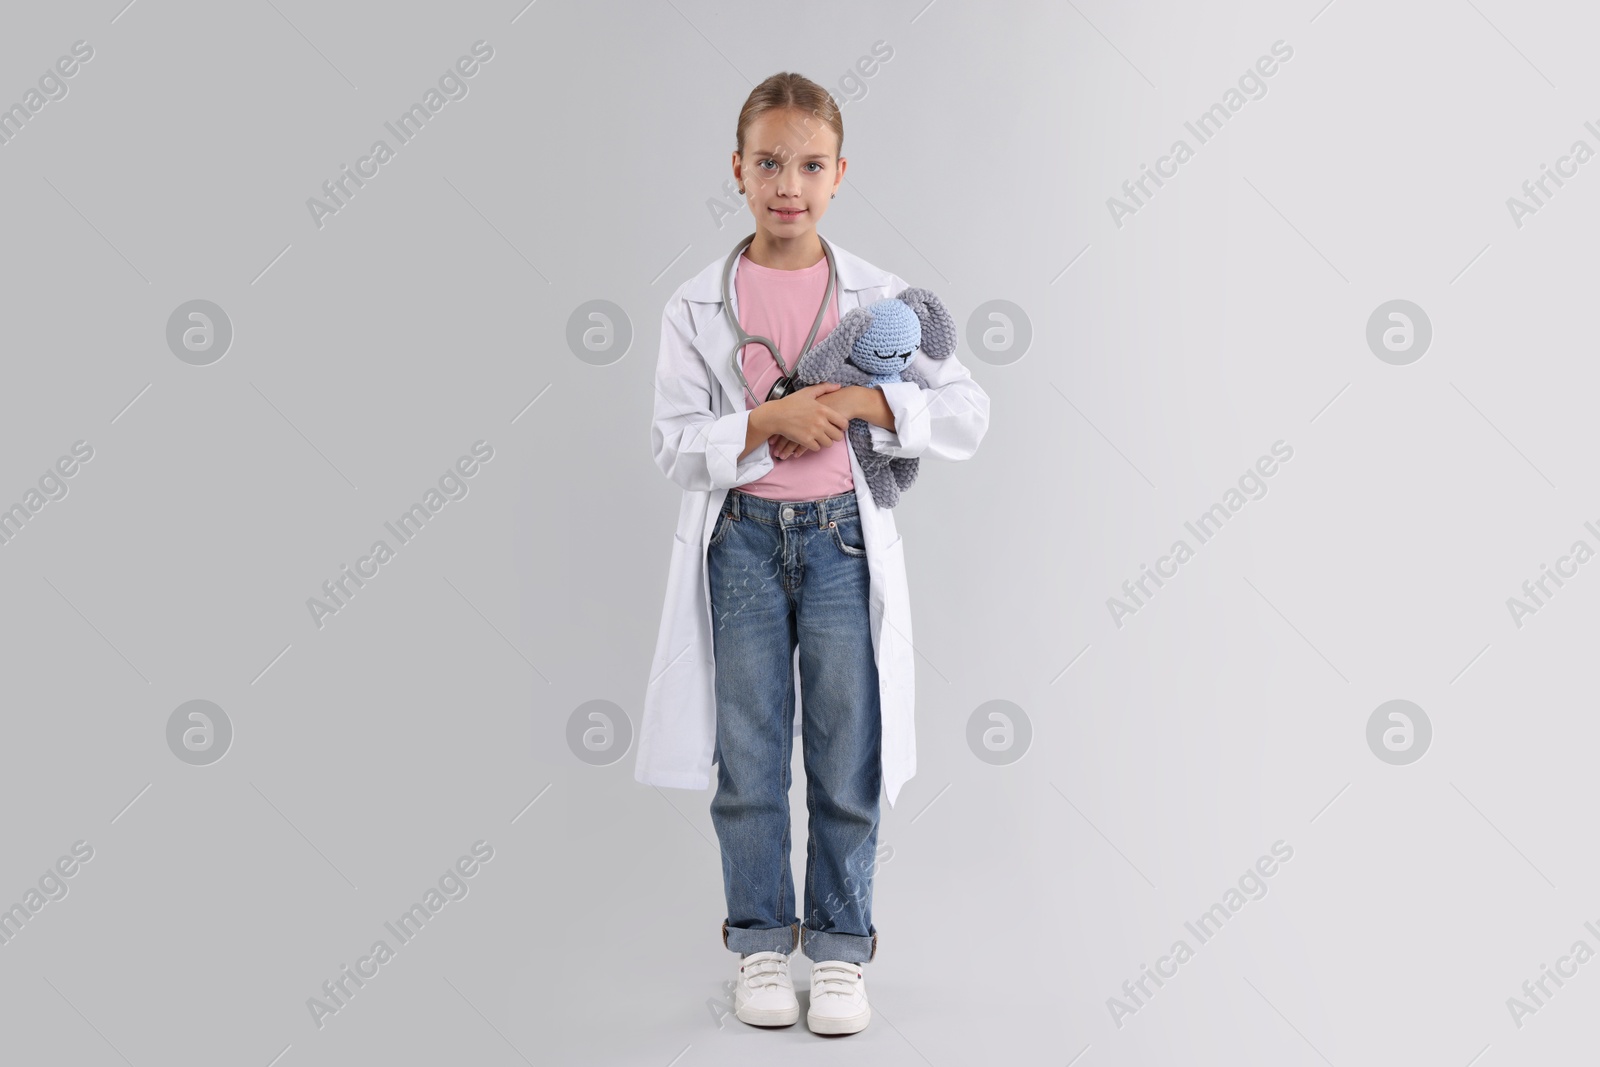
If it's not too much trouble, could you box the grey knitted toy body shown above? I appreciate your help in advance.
[794,286,957,507]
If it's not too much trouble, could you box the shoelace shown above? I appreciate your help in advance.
[740,952,790,991]
[811,961,862,999]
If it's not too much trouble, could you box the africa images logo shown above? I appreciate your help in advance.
[1106,840,1295,1028]
[305,40,495,230]
[1106,39,1295,228]
[1502,518,1600,629]
[306,441,494,629]
[1106,441,1294,628]
[306,840,494,1029]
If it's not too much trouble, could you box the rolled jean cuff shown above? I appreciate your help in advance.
[801,925,877,964]
[723,919,799,956]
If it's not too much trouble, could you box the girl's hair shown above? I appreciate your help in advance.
[735,72,843,160]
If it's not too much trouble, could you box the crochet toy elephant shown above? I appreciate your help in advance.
[794,286,956,508]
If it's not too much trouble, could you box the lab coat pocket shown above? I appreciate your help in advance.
[865,532,905,661]
[639,530,719,791]
[655,533,709,680]
[879,534,907,624]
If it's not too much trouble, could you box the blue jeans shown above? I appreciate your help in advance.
[708,487,882,964]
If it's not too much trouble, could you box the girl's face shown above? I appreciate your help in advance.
[735,108,845,239]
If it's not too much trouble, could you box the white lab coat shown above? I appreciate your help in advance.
[634,239,990,809]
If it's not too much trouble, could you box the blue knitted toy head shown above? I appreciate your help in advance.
[850,299,921,384]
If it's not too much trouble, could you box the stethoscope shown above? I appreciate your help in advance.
[721,232,838,408]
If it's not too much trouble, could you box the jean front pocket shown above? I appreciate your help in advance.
[708,509,735,549]
[829,515,867,557]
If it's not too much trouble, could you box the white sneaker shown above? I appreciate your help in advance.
[806,959,870,1034]
[733,950,799,1026]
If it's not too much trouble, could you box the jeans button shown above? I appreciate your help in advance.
[781,506,794,521]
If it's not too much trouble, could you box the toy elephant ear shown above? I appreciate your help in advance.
[796,305,874,385]
[895,287,957,359]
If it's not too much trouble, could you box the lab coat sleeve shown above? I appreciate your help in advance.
[866,346,991,461]
[651,298,775,491]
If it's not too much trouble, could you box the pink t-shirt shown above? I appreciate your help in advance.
[733,250,855,501]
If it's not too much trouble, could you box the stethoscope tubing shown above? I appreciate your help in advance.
[720,232,839,408]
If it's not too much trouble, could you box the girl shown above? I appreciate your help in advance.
[635,72,989,1036]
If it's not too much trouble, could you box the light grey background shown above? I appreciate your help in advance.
[2,0,1595,1063]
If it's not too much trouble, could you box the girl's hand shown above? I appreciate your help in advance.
[758,382,851,455]
[770,386,866,458]
[768,387,867,458]
[815,386,863,420]
[768,434,801,460]
[767,431,830,460]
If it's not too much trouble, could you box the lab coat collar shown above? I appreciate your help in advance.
[683,237,894,412]
[679,237,890,303]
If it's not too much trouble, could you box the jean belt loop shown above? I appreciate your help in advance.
[730,490,740,521]
[817,496,828,529]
